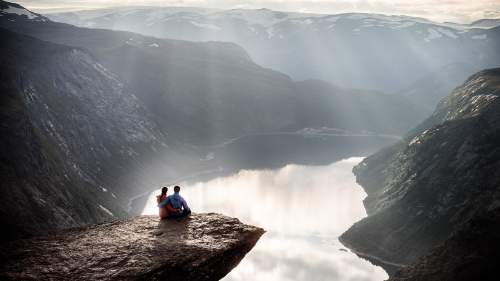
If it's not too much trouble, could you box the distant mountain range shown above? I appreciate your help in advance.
[0,1,432,139]
[46,7,500,93]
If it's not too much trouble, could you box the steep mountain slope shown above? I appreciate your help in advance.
[0,0,47,21]
[47,7,500,92]
[340,68,500,274]
[390,208,500,281]
[0,1,427,140]
[0,27,178,240]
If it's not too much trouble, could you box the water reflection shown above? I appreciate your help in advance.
[142,157,388,281]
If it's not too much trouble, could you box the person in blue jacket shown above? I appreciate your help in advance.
[158,185,191,218]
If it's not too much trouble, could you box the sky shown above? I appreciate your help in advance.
[17,0,500,24]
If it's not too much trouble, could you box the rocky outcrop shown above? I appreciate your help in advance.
[340,68,500,274]
[0,213,264,281]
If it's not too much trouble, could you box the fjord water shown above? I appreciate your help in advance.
[142,157,388,281]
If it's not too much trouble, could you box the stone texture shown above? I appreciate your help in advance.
[390,208,500,281]
[0,213,264,281]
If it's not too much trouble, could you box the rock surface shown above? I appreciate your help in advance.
[390,208,500,281]
[0,213,264,281]
[340,68,500,274]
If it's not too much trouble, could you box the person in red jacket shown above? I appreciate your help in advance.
[156,187,169,219]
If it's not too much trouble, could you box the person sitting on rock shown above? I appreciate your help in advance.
[159,185,191,218]
[156,186,169,219]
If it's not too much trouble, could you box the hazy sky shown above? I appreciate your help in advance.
[19,0,500,23]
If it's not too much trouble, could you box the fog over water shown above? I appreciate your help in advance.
[142,157,388,281]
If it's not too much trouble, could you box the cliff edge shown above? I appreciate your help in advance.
[0,213,264,281]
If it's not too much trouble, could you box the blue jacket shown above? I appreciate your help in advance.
[159,192,190,211]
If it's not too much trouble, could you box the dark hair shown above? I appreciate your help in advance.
[161,186,168,196]
[174,185,181,193]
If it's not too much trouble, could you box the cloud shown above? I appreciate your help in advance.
[19,0,500,23]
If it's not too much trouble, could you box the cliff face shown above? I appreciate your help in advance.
[0,25,207,241]
[390,208,500,281]
[0,213,264,281]
[340,68,500,272]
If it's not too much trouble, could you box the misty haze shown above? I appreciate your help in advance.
[1,1,500,281]
[141,158,388,281]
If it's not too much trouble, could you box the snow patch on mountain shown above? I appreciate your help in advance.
[83,21,96,27]
[437,27,458,38]
[210,8,321,27]
[215,9,283,26]
[1,6,37,19]
[347,14,370,20]
[325,16,340,22]
[190,21,221,30]
[293,18,313,25]
[99,204,114,216]
[471,34,487,40]
[391,21,415,29]
[266,26,275,38]
[424,28,442,42]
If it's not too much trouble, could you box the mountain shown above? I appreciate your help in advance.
[390,208,500,281]
[0,1,427,140]
[0,27,175,240]
[340,68,500,276]
[47,7,500,92]
[0,1,429,239]
[469,18,500,29]
[293,80,424,134]
[397,62,478,114]
[0,0,47,21]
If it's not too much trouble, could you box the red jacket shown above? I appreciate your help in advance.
[157,194,168,219]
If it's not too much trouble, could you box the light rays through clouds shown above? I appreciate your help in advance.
[20,0,500,23]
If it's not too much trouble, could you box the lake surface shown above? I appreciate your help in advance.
[142,157,388,281]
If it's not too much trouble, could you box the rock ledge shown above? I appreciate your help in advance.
[0,213,264,281]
